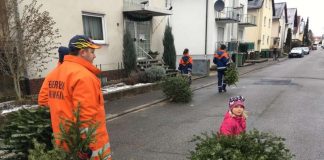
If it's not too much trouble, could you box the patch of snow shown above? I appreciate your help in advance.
[101,83,153,94]
[0,101,15,109]
[1,105,37,115]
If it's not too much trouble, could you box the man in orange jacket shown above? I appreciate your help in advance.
[38,46,69,107]
[38,35,111,160]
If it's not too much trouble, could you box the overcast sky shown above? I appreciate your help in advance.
[275,0,323,36]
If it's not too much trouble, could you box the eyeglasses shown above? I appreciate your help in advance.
[229,96,245,103]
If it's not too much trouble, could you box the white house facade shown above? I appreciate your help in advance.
[171,0,254,66]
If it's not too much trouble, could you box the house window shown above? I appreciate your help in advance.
[82,12,106,44]
[264,17,266,27]
[279,26,281,33]
[268,19,271,28]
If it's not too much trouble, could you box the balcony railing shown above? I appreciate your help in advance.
[239,14,257,27]
[123,0,172,17]
[215,7,240,23]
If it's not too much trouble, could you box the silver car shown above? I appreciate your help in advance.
[302,47,310,55]
[288,47,304,58]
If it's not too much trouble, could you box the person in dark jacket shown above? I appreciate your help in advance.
[58,46,70,65]
[178,48,193,74]
[213,44,230,93]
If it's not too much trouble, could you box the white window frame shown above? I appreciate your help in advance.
[82,12,107,44]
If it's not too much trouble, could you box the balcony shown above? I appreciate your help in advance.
[239,14,257,27]
[215,7,240,23]
[123,0,172,17]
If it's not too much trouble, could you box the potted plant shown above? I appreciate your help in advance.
[148,50,159,59]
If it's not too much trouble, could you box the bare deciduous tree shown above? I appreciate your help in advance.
[0,0,60,100]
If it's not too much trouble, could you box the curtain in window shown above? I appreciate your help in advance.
[82,15,103,40]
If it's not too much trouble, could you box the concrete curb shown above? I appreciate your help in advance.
[106,58,288,121]
[106,98,168,121]
[103,83,160,101]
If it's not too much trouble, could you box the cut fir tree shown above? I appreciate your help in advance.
[225,63,239,86]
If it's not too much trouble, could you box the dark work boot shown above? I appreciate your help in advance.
[218,87,223,93]
[222,84,227,92]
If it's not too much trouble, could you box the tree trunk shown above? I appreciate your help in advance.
[13,75,22,100]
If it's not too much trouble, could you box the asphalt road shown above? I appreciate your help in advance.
[107,49,324,160]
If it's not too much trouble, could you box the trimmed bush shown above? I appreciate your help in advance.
[145,66,166,82]
[138,71,148,83]
[123,29,137,75]
[189,129,294,160]
[0,107,52,159]
[161,76,192,103]
[225,63,239,86]
[124,71,140,85]
[163,25,177,69]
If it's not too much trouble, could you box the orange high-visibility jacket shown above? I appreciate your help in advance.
[38,62,63,107]
[179,53,193,65]
[38,55,110,158]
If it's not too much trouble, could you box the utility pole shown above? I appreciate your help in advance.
[204,0,209,58]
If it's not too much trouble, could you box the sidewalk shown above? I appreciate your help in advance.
[105,57,288,120]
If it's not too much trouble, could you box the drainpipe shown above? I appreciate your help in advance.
[204,0,208,57]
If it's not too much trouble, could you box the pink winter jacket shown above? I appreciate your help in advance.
[219,111,246,135]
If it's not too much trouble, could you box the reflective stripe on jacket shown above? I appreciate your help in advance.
[213,50,229,70]
[38,55,110,153]
[178,54,193,74]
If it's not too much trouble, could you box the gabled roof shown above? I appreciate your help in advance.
[248,0,275,16]
[273,2,288,23]
[287,8,298,27]
[248,0,264,9]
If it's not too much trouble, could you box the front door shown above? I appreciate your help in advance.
[125,19,151,59]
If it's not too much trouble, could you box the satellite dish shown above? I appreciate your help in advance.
[214,0,225,12]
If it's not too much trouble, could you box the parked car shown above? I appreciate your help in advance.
[312,44,317,50]
[302,47,310,55]
[288,47,304,58]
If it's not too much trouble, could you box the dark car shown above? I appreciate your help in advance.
[312,44,317,50]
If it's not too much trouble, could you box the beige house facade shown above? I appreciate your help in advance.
[12,0,172,94]
[16,0,171,79]
[271,2,288,50]
[245,0,275,52]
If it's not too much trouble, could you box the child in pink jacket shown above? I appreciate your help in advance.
[219,96,247,135]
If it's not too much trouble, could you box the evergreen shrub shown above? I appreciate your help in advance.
[225,63,239,86]
[189,129,294,160]
[124,71,140,85]
[145,66,166,82]
[0,107,52,159]
[28,104,110,160]
[163,25,177,69]
[161,76,192,103]
[123,29,137,75]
